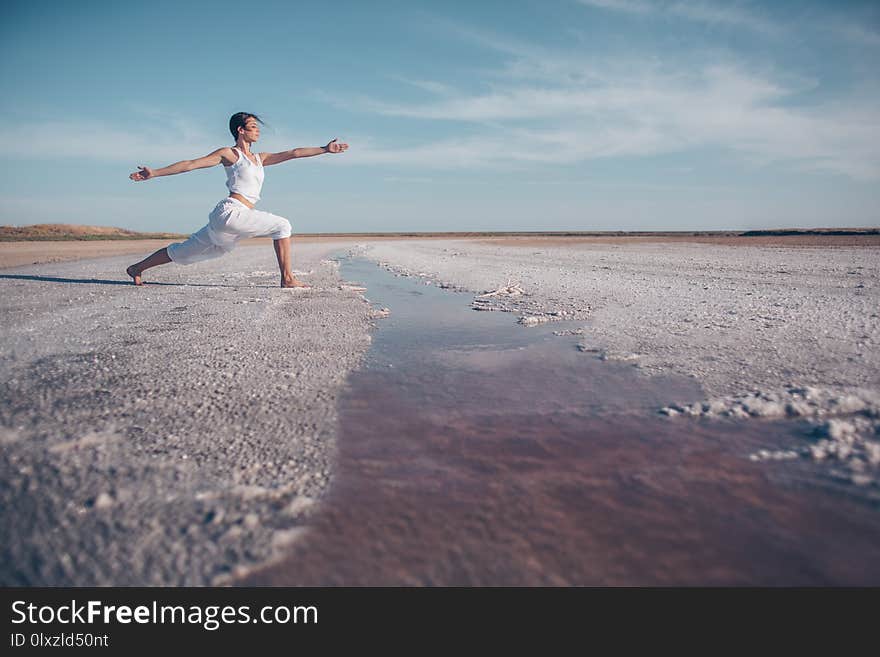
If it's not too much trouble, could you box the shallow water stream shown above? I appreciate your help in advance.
[244,258,880,585]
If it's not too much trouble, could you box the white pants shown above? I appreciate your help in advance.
[167,197,292,265]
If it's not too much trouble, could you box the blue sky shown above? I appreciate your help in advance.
[1,0,878,233]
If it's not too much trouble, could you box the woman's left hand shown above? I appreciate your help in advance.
[324,138,349,154]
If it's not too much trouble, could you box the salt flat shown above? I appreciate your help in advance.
[1,235,878,585]
[0,241,373,585]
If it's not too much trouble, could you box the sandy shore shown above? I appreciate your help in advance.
[0,235,396,270]
[0,239,183,269]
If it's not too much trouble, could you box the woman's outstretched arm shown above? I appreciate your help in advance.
[129,147,234,181]
[261,138,349,167]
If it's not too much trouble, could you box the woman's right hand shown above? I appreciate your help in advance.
[129,165,154,181]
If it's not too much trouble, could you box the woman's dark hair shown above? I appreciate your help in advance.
[229,112,264,140]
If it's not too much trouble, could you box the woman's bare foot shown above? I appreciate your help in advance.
[281,275,310,289]
[126,265,143,286]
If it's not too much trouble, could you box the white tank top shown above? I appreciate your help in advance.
[224,147,264,203]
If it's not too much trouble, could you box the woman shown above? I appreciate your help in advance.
[126,112,348,287]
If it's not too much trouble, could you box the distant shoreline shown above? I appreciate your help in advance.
[305,228,880,237]
[0,234,190,242]
[2,224,878,242]
[0,225,187,242]
[2,230,879,271]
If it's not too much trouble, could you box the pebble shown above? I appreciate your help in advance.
[283,495,315,517]
[271,527,307,550]
[94,493,114,510]
[518,316,550,327]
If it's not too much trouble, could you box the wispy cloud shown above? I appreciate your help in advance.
[669,2,779,34]
[6,12,880,185]
[0,119,217,163]
[0,112,325,166]
[831,22,880,48]
[576,0,653,15]
[577,0,781,35]
[325,9,880,180]
[340,57,880,180]
[578,0,880,50]
[388,75,456,96]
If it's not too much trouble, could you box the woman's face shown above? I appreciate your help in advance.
[239,117,260,142]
